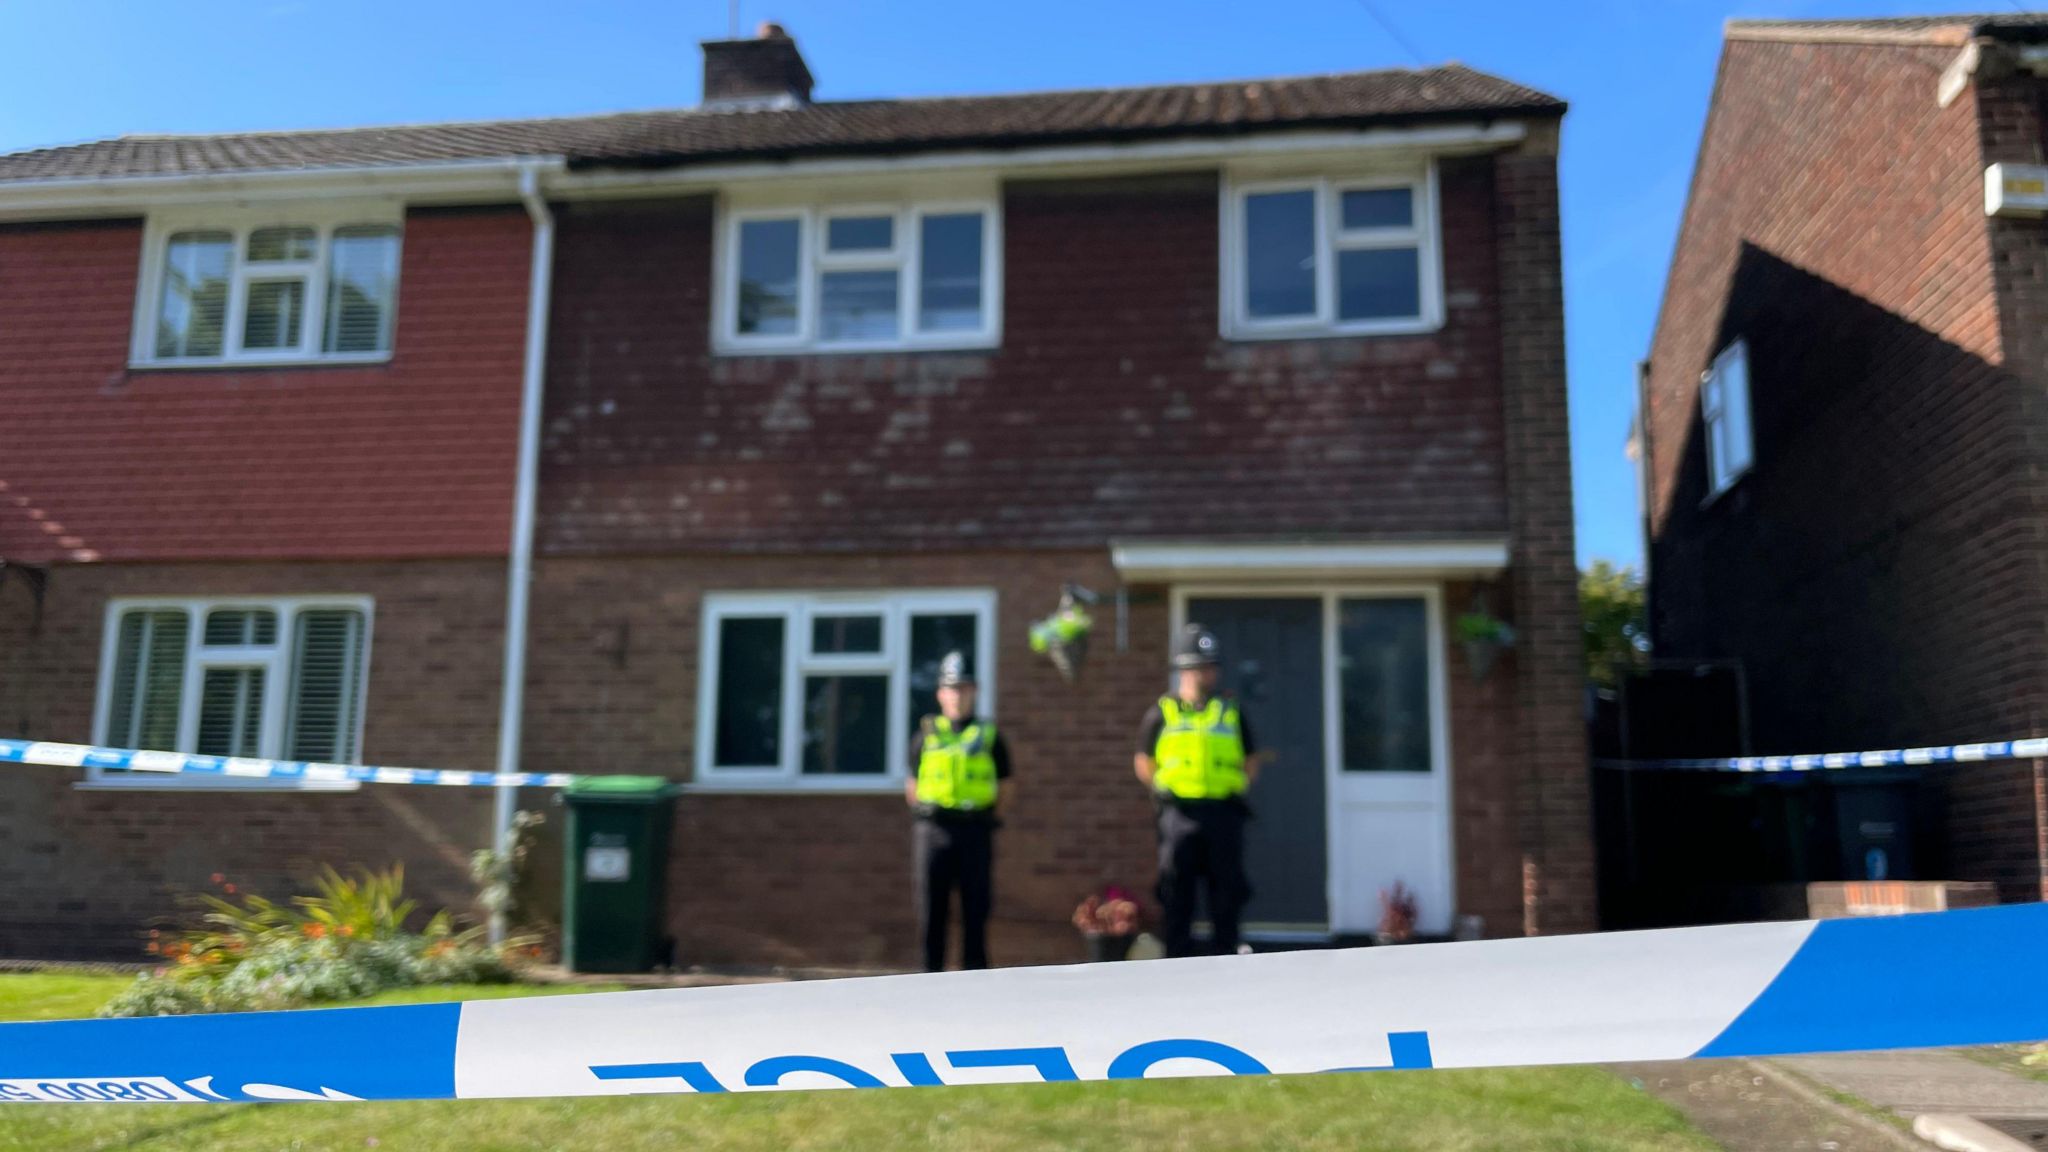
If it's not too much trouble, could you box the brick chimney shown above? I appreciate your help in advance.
[701,22,815,108]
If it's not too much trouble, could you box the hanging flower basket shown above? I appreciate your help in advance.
[1030,591,1096,683]
[1454,611,1515,680]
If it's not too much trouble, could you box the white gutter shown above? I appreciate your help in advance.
[0,156,567,222]
[0,121,1531,223]
[492,160,555,944]
[554,121,1530,197]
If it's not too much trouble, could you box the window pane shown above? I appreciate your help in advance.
[1244,190,1316,319]
[736,218,801,336]
[918,213,984,333]
[1338,598,1432,773]
[204,609,277,647]
[288,609,367,762]
[243,279,307,351]
[714,616,785,767]
[811,614,882,655]
[155,232,231,358]
[324,226,399,354]
[801,674,889,775]
[826,215,893,252]
[247,226,315,263]
[107,610,188,750]
[1720,343,1753,478]
[819,269,900,342]
[907,613,978,731]
[196,667,266,758]
[1336,247,1422,321]
[1340,187,1414,230]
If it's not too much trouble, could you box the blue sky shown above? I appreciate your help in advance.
[0,0,2008,568]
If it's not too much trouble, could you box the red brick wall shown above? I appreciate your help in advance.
[0,560,505,957]
[0,207,530,564]
[1644,36,2048,894]
[521,555,1539,967]
[539,164,1512,553]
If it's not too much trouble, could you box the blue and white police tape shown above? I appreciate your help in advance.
[1,903,2046,1105]
[1598,736,2048,774]
[0,739,576,790]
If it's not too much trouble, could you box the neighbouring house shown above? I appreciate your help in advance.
[1639,13,2048,909]
[0,24,1590,966]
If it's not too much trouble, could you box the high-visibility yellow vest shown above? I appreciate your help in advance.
[915,717,1000,811]
[1151,696,1247,800]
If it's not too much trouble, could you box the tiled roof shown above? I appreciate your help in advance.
[0,64,1562,184]
[1728,12,2048,46]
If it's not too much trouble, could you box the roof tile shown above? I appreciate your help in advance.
[0,64,1561,184]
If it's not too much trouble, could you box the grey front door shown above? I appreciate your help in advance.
[1185,597,1328,929]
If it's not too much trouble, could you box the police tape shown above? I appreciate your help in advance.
[1,903,2044,1105]
[1597,736,2048,774]
[0,739,577,790]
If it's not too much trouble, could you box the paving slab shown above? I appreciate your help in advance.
[1779,1051,2048,1118]
[1616,1059,1922,1151]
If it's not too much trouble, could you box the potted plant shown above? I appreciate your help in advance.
[1375,881,1419,946]
[1455,609,1516,680]
[1072,885,1141,962]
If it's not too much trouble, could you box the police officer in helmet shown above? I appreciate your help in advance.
[906,651,1014,971]
[1134,624,1266,957]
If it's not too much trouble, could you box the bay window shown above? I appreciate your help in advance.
[696,591,996,788]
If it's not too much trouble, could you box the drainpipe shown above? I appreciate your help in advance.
[492,160,556,944]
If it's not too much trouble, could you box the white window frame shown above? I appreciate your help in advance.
[1220,163,1443,340]
[713,197,1003,355]
[1702,338,1754,500]
[87,596,374,791]
[694,589,998,792]
[130,202,403,369]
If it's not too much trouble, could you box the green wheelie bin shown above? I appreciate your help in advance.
[561,776,676,973]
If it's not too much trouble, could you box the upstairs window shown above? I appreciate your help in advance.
[718,200,1001,353]
[1702,339,1753,497]
[96,598,372,786]
[1223,168,1442,339]
[137,213,401,366]
[697,591,996,789]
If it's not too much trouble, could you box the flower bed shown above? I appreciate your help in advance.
[102,865,523,1018]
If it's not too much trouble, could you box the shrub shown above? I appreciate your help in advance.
[102,866,523,1018]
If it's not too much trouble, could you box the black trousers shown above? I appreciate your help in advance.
[915,815,993,972]
[1156,799,1251,958]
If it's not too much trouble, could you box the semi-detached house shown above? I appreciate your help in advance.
[0,25,1589,966]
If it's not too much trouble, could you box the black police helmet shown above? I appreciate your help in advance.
[1172,624,1221,669]
[937,651,974,687]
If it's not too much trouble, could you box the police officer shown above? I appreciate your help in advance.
[1134,624,1266,958]
[906,651,1013,972]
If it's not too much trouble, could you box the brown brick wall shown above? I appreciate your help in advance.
[538,162,1513,554]
[0,206,530,564]
[522,555,1538,967]
[1644,37,2048,894]
[1494,129,1595,933]
[0,560,504,957]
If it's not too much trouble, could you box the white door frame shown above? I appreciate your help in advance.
[1171,583,1455,936]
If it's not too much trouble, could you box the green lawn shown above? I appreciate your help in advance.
[0,971,1716,1152]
